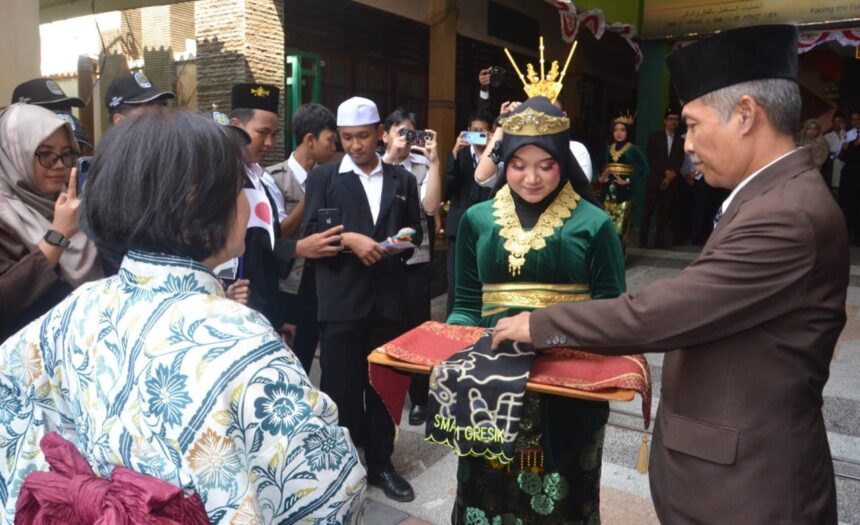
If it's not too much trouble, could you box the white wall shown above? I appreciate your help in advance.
[1,0,41,104]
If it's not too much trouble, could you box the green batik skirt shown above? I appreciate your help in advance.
[452,393,609,525]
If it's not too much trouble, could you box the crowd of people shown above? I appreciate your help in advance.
[0,22,849,524]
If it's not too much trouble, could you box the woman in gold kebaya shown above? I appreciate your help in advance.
[598,115,648,253]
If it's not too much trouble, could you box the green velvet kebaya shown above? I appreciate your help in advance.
[446,180,626,524]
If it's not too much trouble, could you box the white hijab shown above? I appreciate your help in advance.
[0,103,100,287]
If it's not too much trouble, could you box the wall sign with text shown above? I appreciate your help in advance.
[642,0,860,39]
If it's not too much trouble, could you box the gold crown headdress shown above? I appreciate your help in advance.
[504,37,578,103]
[613,110,637,126]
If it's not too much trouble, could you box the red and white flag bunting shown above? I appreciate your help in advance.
[546,0,643,69]
[798,28,860,54]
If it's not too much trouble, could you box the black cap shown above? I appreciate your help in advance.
[209,111,252,144]
[11,78,85,109]
[665,105,680,118]
[105,71,175,113]
[667,25,798,105]
[56,112,93,149]
[231,83,280,114]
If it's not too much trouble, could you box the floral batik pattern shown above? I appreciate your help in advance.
[0,251,366,524]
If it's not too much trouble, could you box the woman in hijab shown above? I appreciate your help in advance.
[444,97,626,523]
[800,118,829,171]
[598,115,648,253]
[0,103,101,342]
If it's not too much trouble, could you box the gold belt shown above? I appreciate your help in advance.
[481,282,590,317]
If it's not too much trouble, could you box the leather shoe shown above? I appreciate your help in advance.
[368,465,415,502]
[409,404,426,425]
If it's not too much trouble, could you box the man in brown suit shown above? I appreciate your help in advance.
[493,25,846,524]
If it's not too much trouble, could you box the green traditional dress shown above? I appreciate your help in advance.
[599,142,648,252]
[447,181,626,525]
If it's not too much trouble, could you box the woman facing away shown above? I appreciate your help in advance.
[0,108,365,523]
[447,97,626,524]
[597,116,648,253]
[0,103,103,342]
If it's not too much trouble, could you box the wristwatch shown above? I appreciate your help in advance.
[43,229,71,249]
[488,140,504,164]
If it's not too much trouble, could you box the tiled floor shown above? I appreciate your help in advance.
[308,243,860,524]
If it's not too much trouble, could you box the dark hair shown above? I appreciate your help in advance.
[229,108,256,124]
[833,111,846,120]
[292,103,336,140]
[82,107,246,261]
[468,109,494,128]
[850,110,860,119]
[383,107,417,132]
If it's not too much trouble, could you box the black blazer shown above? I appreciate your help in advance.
[444,150,493,238]
[646,130,685,190]
[303,161,422,323]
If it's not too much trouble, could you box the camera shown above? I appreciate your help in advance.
[489,66,506,88]
[400,128,429,147]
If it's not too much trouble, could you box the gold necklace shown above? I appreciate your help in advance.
[493,182,579,276]
[609,143,633,163]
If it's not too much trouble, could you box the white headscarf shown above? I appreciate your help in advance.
[0,103,100,287]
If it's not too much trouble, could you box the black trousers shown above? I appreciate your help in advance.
[319,311,403,469]
[282,265,319,374]
[839,169,860,243]
[404,262,431,407]
[639,186,675,247]
[672,180,694,244]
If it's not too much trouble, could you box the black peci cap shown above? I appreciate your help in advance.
[11,78,86,109]
[667,25,798,105]
[105,71,175,113]
[231,83,280,114]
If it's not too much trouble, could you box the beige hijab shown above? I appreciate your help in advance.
[0,103,100,287]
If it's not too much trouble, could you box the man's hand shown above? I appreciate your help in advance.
[225,279,250,305]
[296,225,344,259]
[500,101,521,117]
[660,171,676,190]
[279,323,296,348]
[478,67,492,89]
[413,129,439,164]
[491,312,533,349]
[385,123,411,162]
[343,232,386,266]
[452,131,470,158]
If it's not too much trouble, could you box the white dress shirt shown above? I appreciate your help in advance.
[339,154,384,223]
[287,152,308,191]
[666,131,675,155]
[398,152,431,209]
[720,149,798,214]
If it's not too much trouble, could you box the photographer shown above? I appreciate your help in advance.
[477,66,506,113]
[0,104,102,342]
[381,108,441,425]
[444,109,494,315]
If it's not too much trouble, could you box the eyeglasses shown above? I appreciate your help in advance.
[34,151,78,169]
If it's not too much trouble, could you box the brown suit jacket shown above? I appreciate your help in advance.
[531,148,846,524]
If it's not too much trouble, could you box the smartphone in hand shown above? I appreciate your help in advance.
[75,156,93,196]
[317,208,342,246]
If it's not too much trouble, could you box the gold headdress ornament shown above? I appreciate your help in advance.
[499,108,569,136]
[504,37,578,103]
[613,110,637,126]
